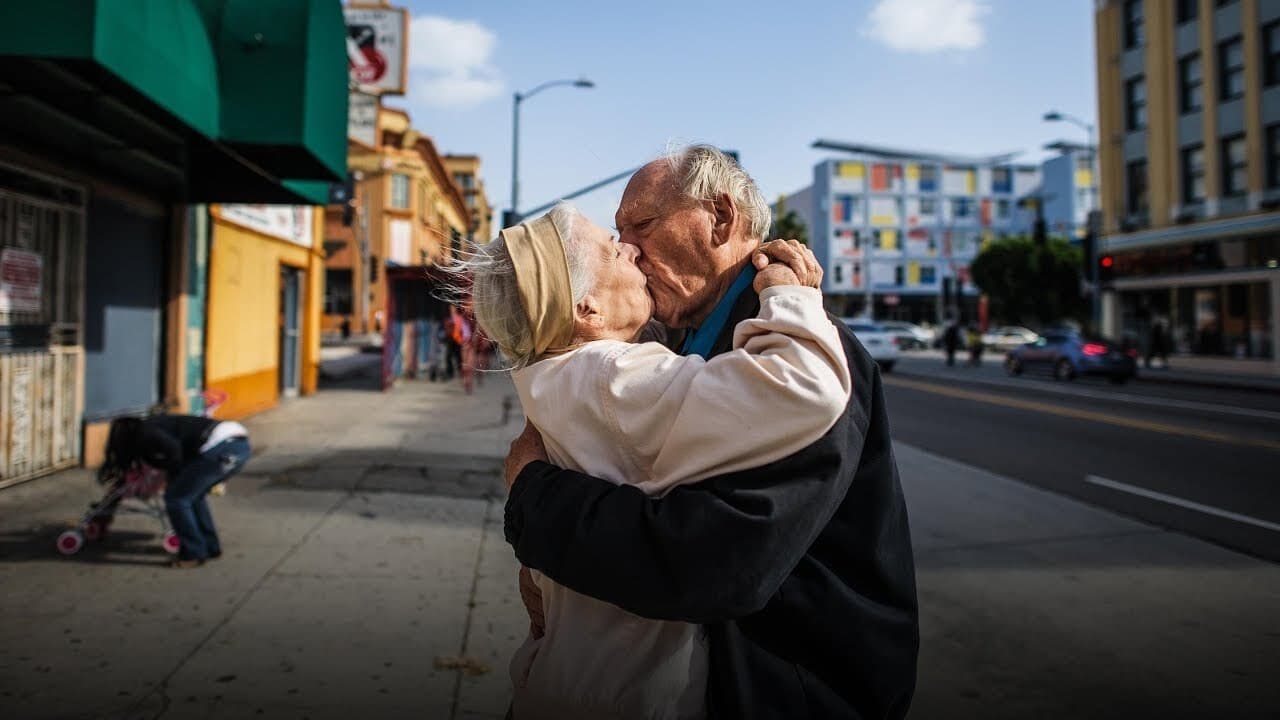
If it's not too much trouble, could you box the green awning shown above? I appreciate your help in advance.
[0,0,221,138]
[0,0,348,200]
[197,0,348,182]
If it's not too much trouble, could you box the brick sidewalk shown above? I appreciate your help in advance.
[0,374,527,719]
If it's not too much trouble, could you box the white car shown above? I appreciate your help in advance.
[982,326,1040,352]
[841,319,900,372]
[878,321,934,350]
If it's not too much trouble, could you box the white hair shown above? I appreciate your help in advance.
[444,202,595,370]
[664,144,771,240]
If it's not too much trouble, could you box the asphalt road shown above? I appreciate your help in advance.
[884,354,1280,562]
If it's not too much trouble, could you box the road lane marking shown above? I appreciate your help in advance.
[884,375,1280,452]
[1085,475,1280,533]
[895,367,1280,422]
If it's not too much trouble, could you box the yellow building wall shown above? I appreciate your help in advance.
[205,206,323,420]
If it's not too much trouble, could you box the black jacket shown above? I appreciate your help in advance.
[504,289,919,719]
[136,415,221,472]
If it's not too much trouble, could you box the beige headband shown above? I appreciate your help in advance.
[501,215,575,358]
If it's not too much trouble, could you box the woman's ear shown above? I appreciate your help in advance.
[575,293,605,335]
[710,193,738,247]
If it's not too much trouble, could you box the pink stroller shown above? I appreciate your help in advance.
[56,463,178,556]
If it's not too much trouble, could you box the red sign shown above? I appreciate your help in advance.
[0,248,42,313]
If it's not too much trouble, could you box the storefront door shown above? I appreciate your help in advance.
[279,266,302,397]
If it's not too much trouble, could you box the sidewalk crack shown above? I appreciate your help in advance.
[449,495,498,720]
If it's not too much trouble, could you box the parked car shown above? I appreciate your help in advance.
[982,325,1040,352]
[1004,329,1138,384]
[879,321,934,350]
[841,319,900,372]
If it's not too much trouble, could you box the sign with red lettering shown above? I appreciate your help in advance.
[0,248,42,314]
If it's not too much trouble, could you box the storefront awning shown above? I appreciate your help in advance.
[1104,213,1280,252]
[0,0,222,139]
[196,0,348,182]
[0,0,346,201]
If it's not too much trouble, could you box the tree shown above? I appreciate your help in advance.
[970,235,1085,327]
[769,210,809,245]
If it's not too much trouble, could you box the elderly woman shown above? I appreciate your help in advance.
[466,202,851,720]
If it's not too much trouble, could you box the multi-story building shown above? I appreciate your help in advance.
[1095,0,1279,367]
[444,154,494,244]
[1040,141,1099,241]
[323,106,471,338]
[805,143,1041,322]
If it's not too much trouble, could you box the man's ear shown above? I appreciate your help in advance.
[709,193,738,247]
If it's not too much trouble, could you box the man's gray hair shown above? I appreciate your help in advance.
[664,144,771,241]
[445,202,595,369]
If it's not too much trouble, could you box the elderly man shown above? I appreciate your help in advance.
[504,145,918,719]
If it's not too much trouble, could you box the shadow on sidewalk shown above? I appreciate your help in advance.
[0,524,173,566]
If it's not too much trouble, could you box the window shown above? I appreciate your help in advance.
[918,165,939,192]
[453,172,474,190]
[1179,53,1202,113]
[1268,124,1280,189]
[919,197,937,216]
[1221,134,1247,197]
[834,264,844,284]
[1126,160,1148,216]
[991,168,1011,193]
[1182,145,1206,203]
[920,266,937,284]
[390,174,410,209]
[1265,21,1280,87]
[1176,0,1197,24]
[995,199,1011,219]
[1125,76,1146,131]
[951,197,973,219]
[324,269,353,315]
[1123,0,1144,49]
[1219,37,1244,100]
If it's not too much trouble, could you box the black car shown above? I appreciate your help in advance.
[1004,329,1138,384]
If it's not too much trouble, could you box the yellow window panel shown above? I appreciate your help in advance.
[879,229,898,250]
[965,170,976,194]
[1075,169,1093,188]
[907,261,920,286]
[981,230,994,249]
[838,162,865,178]
[870,215,897,227]
[905,164,919,181]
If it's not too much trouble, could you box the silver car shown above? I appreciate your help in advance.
[982,326,1040,352]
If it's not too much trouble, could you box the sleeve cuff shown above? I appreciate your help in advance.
[503,460,553,546]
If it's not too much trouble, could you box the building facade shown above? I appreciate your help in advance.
[1040,141,1099,241]
[0,2,347,484]
[444,154,494,244]
[323,107,472,340]
[806,150,1041,322]
[1095,0,1279,367]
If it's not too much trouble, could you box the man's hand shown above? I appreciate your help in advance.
[519,566,546,639]
[752,239,822,294]
[504,420,548,491]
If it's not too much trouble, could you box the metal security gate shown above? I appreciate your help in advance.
[0,166,86,488]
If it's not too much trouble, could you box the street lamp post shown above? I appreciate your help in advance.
[509,77,594,225]
[1043,110,1101,330]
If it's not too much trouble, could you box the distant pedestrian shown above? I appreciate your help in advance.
[1146,319,1169,369]
[966,326,984,367]
[943,320,961,367]
[340,317,351,339]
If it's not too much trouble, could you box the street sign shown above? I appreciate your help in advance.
[347,91,378,147]
[344,5,408,96]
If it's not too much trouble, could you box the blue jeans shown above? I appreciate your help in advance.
[164,437,250,561]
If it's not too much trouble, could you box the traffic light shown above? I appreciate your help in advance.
[1080,231,1096,278]
[1098,254,1115,284]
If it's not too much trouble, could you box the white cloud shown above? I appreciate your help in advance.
[864,0,990,53]
[408,16,504,109]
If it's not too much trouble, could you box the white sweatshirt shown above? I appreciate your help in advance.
[509,285,852,720]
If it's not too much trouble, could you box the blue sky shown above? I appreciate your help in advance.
[385,0,1097,231]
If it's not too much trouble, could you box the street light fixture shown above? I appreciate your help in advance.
[509,77,595,225]
[1044,109,1102,330]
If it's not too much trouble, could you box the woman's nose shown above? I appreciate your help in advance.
[621,241,641,263]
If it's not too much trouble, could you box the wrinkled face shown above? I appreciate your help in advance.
[614,163,719,328]
[575,218,652,342]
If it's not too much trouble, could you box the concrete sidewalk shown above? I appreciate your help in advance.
[0,374,527,720]
[2,374,1277,718]
[901,441,1280,718]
